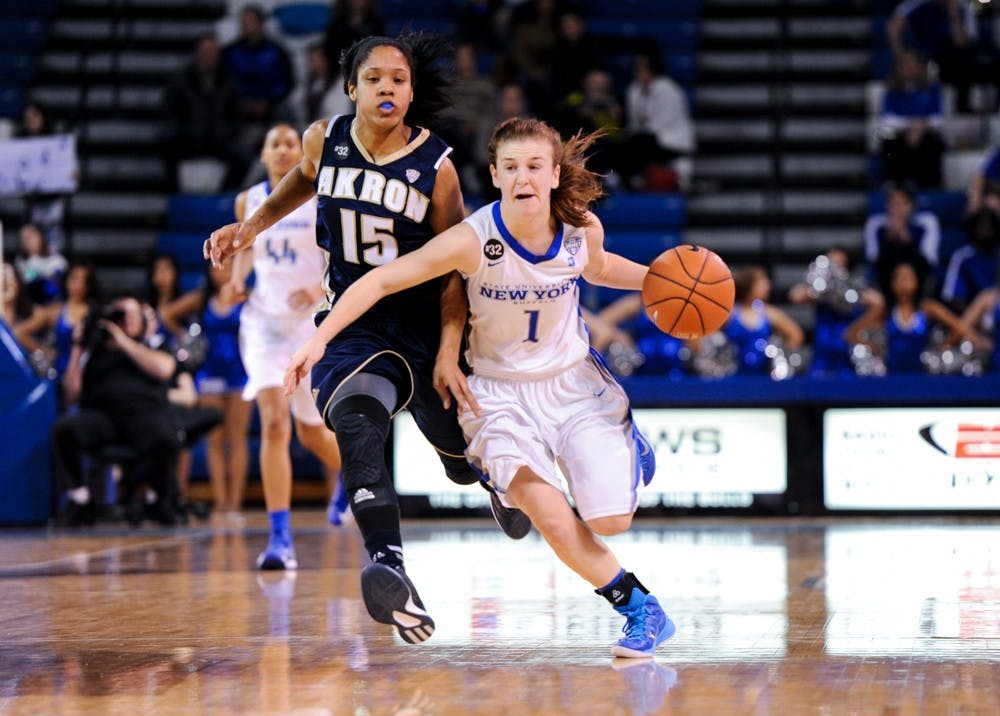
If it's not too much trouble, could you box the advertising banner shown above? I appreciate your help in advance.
[394,408,787,508]
[824,408,1000,509]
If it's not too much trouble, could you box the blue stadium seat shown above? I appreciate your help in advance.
[167,194,238,231]
[0,0,55,18]
[272,2,330,36]
[382,0,457,20]
[588,20,699,53]
[157,230,210,263]
[595,194,686,230]
[0,54,36,87]
[604,230,681,264]
[0,20,47,52]
[0,87,23,118]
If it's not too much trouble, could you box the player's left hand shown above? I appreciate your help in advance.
[433,356,480,417]
[283,338,325,396]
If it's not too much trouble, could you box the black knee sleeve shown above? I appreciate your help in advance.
[439,452,479,486]
[329,394,396,507]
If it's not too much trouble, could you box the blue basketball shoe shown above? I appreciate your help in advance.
[360,562,435,644]
[634,425,657,486]
[256,534,298,571]
[326,481,350,527]
[611,590,675,658]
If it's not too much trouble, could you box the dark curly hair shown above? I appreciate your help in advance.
[340,31,454,130]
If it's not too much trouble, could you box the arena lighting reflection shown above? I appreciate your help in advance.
[824,525,1000,658]
[403,527,789,660]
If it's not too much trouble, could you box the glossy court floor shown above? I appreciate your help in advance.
[0,513,997,715]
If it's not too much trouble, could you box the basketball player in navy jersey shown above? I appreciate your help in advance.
[206,33,529,643]
[284,118,674,658]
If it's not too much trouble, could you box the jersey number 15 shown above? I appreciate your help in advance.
[340,208,398,266]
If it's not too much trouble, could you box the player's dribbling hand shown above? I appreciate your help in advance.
[283,339,325,396]
[433,356,481,417]
[204,222,257,269]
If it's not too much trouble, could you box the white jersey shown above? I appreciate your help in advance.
[243,181,327,318]
[461,202,591,380]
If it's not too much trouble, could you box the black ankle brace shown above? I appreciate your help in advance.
[596,571,648,607]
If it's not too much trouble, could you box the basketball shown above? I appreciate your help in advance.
[642,245,735,339]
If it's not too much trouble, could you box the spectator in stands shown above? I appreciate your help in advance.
[863,182,940,299]
[879,50,946,188]
[509,0,562,116]
[789,248,884,377]
[162,263,252,526]
[162,34,251,191]
[17,102,67,250]
[617,49,695,193]
[549,11,604,106]
[723,266,804,375]
[887,0,1000,114]
[53,293,184,526]
[847,260,980,373]
[966,144,1000,216]
[299,42,353,127]
[445,42,499,197]
[322,0,385,73]
[14,222,66,305]
[555,69,623,180]
[223,4,296,137]
[941,187,1000,310]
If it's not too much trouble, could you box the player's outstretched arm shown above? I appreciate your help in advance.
[283,224,481,395]
[205,121,327,268]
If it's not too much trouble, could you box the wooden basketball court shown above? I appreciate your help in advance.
[1,513,997,714]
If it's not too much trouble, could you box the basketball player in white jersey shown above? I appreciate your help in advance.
[228,124,342,570]
[284,118,675,657]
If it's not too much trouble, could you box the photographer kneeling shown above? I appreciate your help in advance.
[53,293,183,525]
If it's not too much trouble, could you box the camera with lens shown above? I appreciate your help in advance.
[79,304,127,351]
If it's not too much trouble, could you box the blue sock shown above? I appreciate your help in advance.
[268,509,290,542]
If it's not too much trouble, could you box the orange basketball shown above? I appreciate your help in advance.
[642,245,735,339]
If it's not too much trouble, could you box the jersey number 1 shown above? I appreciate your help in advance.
[340,208,399,266]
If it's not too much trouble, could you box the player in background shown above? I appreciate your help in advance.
[283,117,674,657]
[226,124,343,569]
[206,34,531,640]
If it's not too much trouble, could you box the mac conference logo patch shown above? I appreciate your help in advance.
[919,423,1000,458]
[334,144,349,158]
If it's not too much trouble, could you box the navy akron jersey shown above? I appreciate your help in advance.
[314,115,453,336]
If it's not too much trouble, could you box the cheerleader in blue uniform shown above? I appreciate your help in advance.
[723,266,803,375]
[163,264,252,522]
[956,284,1000,372]
[847,261,981,373]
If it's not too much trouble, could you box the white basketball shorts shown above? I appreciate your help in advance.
[459,353,643,521]
[239,308,323,426]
